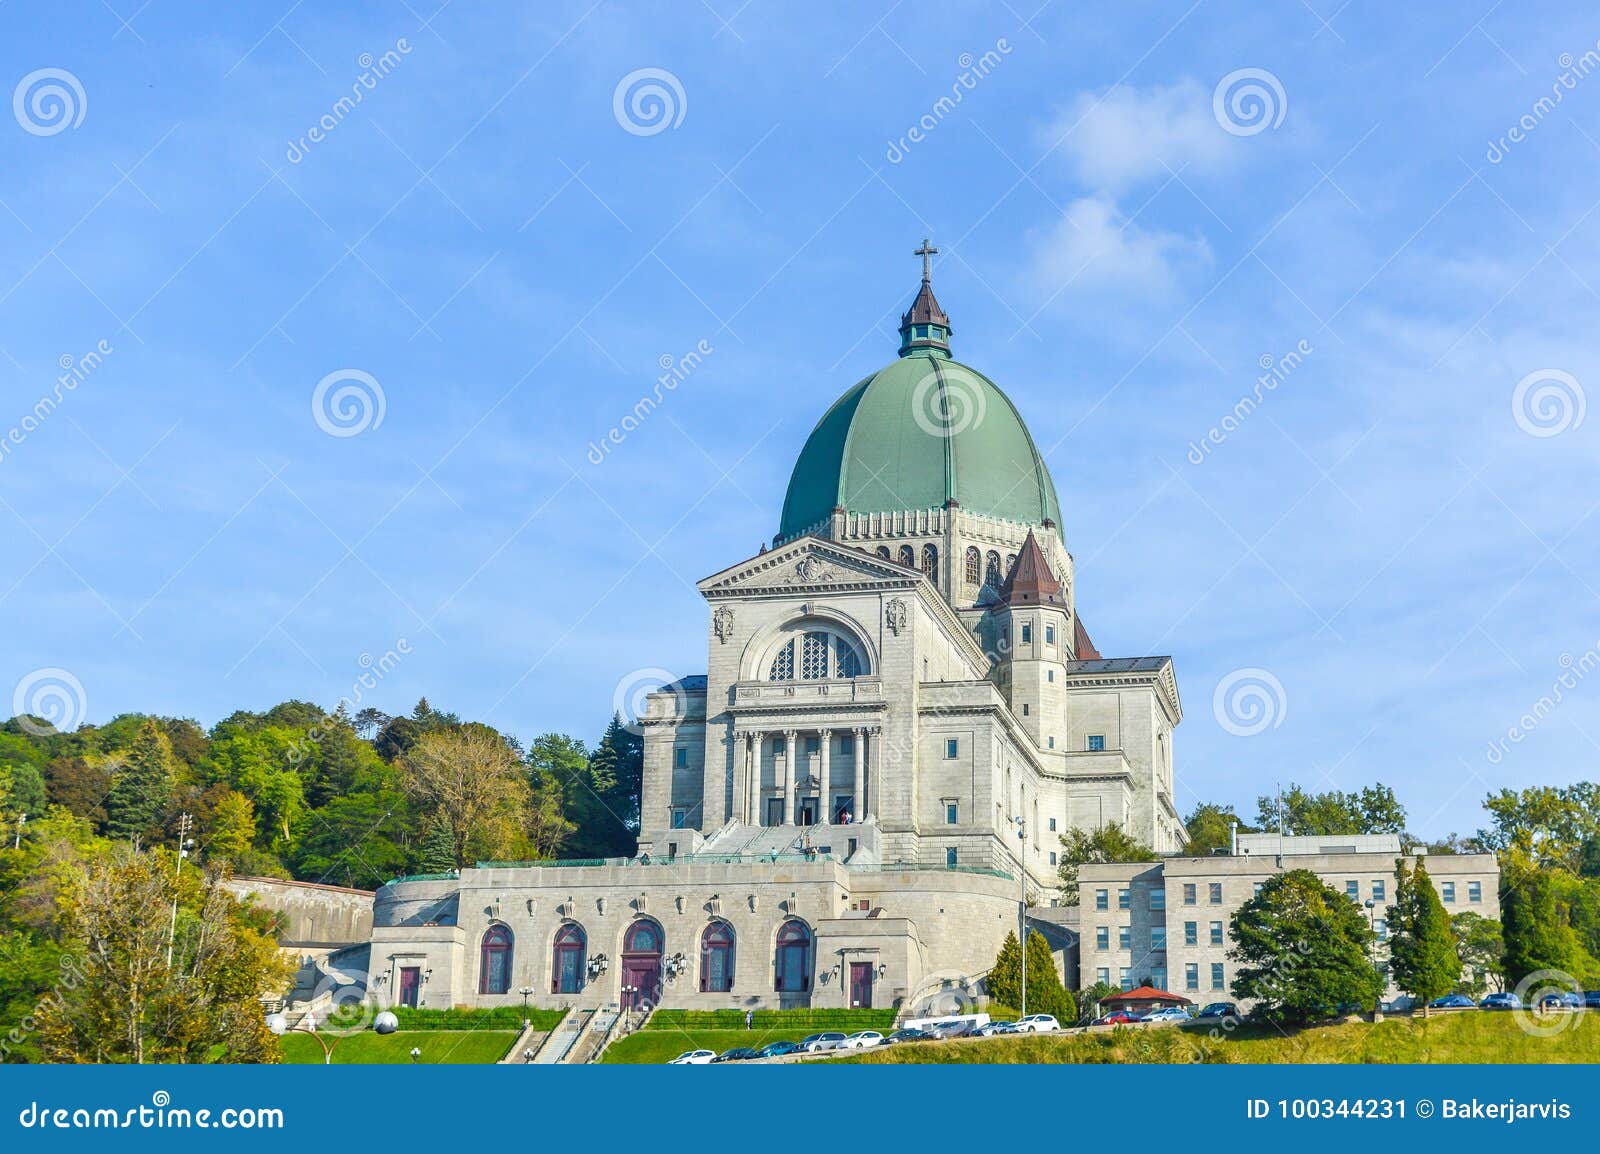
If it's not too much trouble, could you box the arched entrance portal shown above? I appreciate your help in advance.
[621,919,664,1011]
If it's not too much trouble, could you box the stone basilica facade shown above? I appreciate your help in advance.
[367,250,1186,1018]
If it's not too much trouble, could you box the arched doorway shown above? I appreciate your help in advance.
[551,922,586,995]
[774,919,812,1001]
[621,918,664,1011]
[479,924,513,995]
[700,921,735,993]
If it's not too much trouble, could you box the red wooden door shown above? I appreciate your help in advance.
[849,962,873,1008]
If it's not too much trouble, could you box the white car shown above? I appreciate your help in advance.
[667,1049,716,1065]
[1013,1014,1060,1033]
[837,1030,885,1050]
[1140,1007,1192,1024]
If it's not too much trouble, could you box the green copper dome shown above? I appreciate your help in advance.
[778,351,1064,540]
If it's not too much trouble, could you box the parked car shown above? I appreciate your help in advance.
[836,1030,884,1050]
[924,1019,975,1040]
[1585,991,1600,1010]
[1539,992,1583,1011]
[972,1020,1017,1036]
[1478,992,1521,1011]
[1013,1014,1060,1033]
[883,1027,934,1045]
[1194,1002,1240,1023]
[1091,1010,1142,1026]
[756,1040,803,1058]
[1427,994,1477,1009]
[711,1047,761,1063]
[800,1032,848,1053]
[667,1049,717,1065]
[1141,1006,1192,1023]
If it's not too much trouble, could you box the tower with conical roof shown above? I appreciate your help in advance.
[994,530,1072,749]
[899,239,952,358]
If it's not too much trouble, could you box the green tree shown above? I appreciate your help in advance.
[1056,823,1155,904]
[103,721,175,845]
[1254,782,1407,837]
[207,790,257,864]
[204,727,306,846]
[984,929,1076,1022]
[1388,859,1460,1002]
[44,756,111,826]
[1451,911,1505,996]
[1183,803,1253,856]
[1228,869,1383,1025]
[1477,784,1600,873]
[586,714,643,850]
[400,728,529,869]
[1076,979,1118,1020]
[1499,864,1597,987]
[288,792,410,888]
[414,820,458,874]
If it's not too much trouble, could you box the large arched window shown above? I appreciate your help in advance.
[766,625,868,682]
[874,545,891,560]
[920,544,938,580]
[551,922,586,994]
[1006,552,1017,576]
[625,919,663,955]
[775,919,812,992]
[897,544,915,568]
[964,547,981,585]
[479,924,513,995]
[985,551,1002,586]
[700,921,735,993]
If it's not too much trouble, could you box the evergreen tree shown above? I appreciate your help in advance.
[984,929,1076,1021]
[207,790,257,863]
[985,930,1024,1010]
[104,720,175,845]
[1500,865,1592,986]
[1388,859,1460,1002]
[415,820,457,874]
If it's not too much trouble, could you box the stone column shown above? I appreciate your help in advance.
[783,729,798,825]
[818,728,832,825]
[866,726,881,819]
[851,726,864,821]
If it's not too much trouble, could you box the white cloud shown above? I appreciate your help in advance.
[1028,196,1211,295]
[1044,81,1231,192]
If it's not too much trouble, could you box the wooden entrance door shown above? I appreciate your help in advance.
[398,966,421,1009]
[849,962,874,1008]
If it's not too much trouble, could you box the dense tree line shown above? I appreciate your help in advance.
[0,697,644,889]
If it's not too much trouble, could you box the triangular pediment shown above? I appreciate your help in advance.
[698,535,923,598]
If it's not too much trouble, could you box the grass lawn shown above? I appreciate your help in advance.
[844,1011,1600,1064]
[279,1029,518,1064]
[602,1009,897,1064]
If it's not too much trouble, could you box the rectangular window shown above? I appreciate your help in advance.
[1468,881,1482,903]
[670,808,686,829]
[1442,881,1456,904]
[1209,883,1223,904]
[1045,624,1056,645]
[1345,880,1359,900]
[1022,704,1029,716]
[944,738,959,759]
[1210,921,1224,946]
[1151,966,1167,992]
[1151,927,1166,950]
[1118,889,1131,910]
[773,736,786,753]
[945,802,958,825]
[1149,889,1165,910]
[1185,963,1199,991]
[1184,921,1198,946]
[1119,968,1133,991]
[805,735,819,754]
[1372,879,1386,902]
[1048,817,1057,832]
[945,847,958,867]
[1096,967,1110,987]
[1048,736,1055,748]
[1118,925,1131,950]
[1047,669,1055,682]
[1021,623,1032,644]
[674,747,688,768]
[1096,926,1109,951]
[1376,919,1388,941]
[1049,851,1057,865]
[840,734,854,755]
[1183,883,1197,905]
[1095,889,1109,911]
[1087,734,1106,752]
[1211,963,1225,990]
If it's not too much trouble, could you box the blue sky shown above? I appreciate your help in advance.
[3,1,1598,839]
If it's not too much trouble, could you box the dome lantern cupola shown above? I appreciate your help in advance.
[899,239,952,359]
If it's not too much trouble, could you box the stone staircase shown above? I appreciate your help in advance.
[563,1009,619,1064]
[530,1008,593,1064]
[702,823,806,857]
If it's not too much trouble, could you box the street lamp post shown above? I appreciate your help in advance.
[518,985,534,1030]
[1011,815,1028,1018]
[1364,899,1382,1012]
